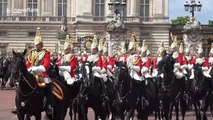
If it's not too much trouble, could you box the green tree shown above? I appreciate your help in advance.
[171,16,190,25]
[209,20,213,26]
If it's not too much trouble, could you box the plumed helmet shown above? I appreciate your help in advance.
[179,42,184,53]
[98,38,104,51]
[184,43,191,53]
[91,35,98,50]
[128,33,136,50]
[171,36,178,49]
[34,27,43,45]
[141,40,147,53]
[157,41,165,55]
[197,43,203,54]
[64,35,73,50]
[103,40,108,53]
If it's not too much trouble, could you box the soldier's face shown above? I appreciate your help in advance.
[35,43,42,51]
[91,48,98,54]
[142,52,146,57]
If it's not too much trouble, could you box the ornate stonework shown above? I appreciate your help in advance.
[183,17,203,51]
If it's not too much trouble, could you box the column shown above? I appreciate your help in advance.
[164,0,169,17]
[129,0,138,17]
[154,0,163,16]
[23,0,27,16]
[71,0,76,17]
[7,0,12,16]
[41,0,53,16]
[67,0,71,17]
[37,0,41,16]
[53,0,57,16]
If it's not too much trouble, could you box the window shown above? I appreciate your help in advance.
[0,0,7,16]
[95,0,104,17]
[28,31,36,37]
[0,31,7,36]
[58,0,67,16]
[28,0,37,16]
[140,0,149,17]
[119,0,126,17]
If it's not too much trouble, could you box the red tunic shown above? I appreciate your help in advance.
[26,49,51,78]
[58,54,78,77]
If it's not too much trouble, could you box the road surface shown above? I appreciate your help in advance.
[0,89,212,120]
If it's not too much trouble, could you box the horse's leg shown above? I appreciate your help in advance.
[180,96,187,120]
[126,108,134,120]
[168,102,174,120]
[201,97,209,120]
[16,110,25,120]
[194,100,201,120]
[162,100,170,120]
[174,101,179,120]
[34,113,41,120]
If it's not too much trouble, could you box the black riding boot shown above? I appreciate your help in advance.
[45,83,54,115]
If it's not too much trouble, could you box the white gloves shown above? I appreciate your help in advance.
[141,67,149,74]
[107,65,112,70]
[59,66,71,72]
[181,65,188,69]
[174,63,181,68]
[92,66,101,72]
[130,66,140,72]
[28,66,46,73]
[101,68,106,73]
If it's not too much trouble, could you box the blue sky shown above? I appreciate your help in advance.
[169,0,213,24]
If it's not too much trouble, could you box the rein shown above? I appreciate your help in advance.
[18,71,37,97]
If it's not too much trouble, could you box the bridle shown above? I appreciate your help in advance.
[12,55,37,97]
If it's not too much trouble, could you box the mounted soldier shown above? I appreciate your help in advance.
[99,38,108,82]
[87,35,108,100]
[26,27,53,115]
[57,35,78,85]
[170,37,185,79]
[126,34,143,82]
[181,44,193,79]
[192,44,211,78]
[140,40,152,79]
[208,43,213,77]
[152,41,166,78]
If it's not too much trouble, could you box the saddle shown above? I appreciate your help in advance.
[34,74,64,101]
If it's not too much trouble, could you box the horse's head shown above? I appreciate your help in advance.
[80,61,93,87]
[48,58,60,78]
[114,61,129,86]
[157,53,174,73]
[11,49,27,80]
[194,63,203,80]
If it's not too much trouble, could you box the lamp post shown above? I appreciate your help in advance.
[108,0,126,16]
[184,0,202,17]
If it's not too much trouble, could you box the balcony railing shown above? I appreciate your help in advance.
[0,16,76,23]
[0,16,169,23]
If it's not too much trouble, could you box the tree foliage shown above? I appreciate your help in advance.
[171,16,190,25]
[209,20,213,26]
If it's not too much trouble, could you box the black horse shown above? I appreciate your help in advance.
[157,53,187,120]
[77,61,109,120]
[189,64,212,120]
[114,61,157,120]
[0,57,12,88]
[47,58,81,120]
[11,49,67,120]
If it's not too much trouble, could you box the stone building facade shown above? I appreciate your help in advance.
[0,0,170,57]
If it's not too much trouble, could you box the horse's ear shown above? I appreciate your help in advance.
[52,58,57,64]
[22,49,27,56]
[12,49,17,56]
[115,61,118,67]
